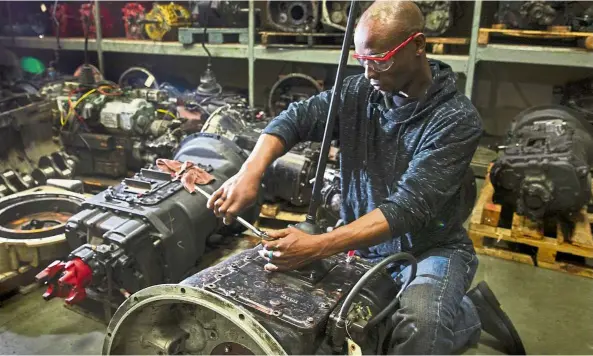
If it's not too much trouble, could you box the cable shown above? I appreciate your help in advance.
[337,253,417,323]
[118,66,158,88]
[201,1,213,62]
[62,88,96,126]
[157,109,176,120]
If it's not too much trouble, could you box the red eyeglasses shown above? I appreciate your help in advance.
[353,32,423,72]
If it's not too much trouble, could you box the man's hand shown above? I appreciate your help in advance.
[258,226,331,272]
[207,169,261,225]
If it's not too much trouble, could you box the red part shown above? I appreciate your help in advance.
[122,3,146,39]
[37,258,93,305]
[79,3,115,38]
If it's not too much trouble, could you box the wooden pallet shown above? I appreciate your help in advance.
[478,26,593,50]
[255,203,307,232]
[179,27,249,45]
[468,172,593,279]
[260,31,345,48]
[260,31,467,54]
[425,37,469,54]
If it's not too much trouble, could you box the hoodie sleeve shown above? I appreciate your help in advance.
[377,111,483,237]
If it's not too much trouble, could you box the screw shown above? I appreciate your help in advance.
[306,317,314,324]
[229,290,236,297]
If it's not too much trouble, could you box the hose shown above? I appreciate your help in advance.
[118,66,159,89]
[337,252,417,323]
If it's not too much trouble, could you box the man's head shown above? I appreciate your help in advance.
[354,1,428,95]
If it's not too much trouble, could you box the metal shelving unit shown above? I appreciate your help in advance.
[2,0,592,106]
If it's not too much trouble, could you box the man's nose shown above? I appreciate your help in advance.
[364,65,379,80]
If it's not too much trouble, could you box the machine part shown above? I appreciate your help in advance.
[50,3,83,37]
[268,73,323,117]
[144,2,192,41]
[118,66,159,89]
[495,1,564,30]
[490,105,593,221]
[262,145,317,206]
[32,152,77,185]
[73,64,104,84]
[265,1,320,33]
[414,0,454,36]
[0,188,85,286]
[571,5,593,32]
[38,133,261,308]
[555,77,593,124]
[104,246,410,355]
[196,64,223,97]
[189,1,250,28]
[99,99,156,135]
[320,0,372,32]
[79,2,115,38]
[122,3,146,39]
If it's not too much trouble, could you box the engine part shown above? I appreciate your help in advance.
[0,187,85,291]
[414,0,454,36]
[37,133,261,310]
[320,0,372,32]
[571,5,593,32]
[122,3,146,39]
[490,105,593,221]
[262,142,318,206]
[103,248,416,355]
[268,73,323,117]
[79,2,115,38]
[189,1,250,28]
[495,1,564,30]
[99,99,155,135]
[265,1,320,33]
[144,3,191,41]
[555,77,593,124]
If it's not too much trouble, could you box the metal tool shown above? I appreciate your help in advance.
[193,185,272,241]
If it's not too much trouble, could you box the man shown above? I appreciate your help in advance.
[207,1,525,354]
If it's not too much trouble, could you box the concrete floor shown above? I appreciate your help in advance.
[1,255,593,355]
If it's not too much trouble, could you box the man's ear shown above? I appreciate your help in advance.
[414,33,427,56]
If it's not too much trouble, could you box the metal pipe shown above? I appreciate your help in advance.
[304,0,357,222]
[464,0,482,100]
[93,0,105,75]
[248,0,255,108]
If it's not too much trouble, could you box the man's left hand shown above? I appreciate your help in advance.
[258,226,329,272]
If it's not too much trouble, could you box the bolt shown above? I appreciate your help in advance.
[306,317,314,324]
[229,290,237,297]
[270,299,281,306]
[207,283,216,289]
[224,345,232,353]
[337,288,342,293]
[231,263,239,269]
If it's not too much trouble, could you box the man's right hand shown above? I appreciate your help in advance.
[206,168,262,225]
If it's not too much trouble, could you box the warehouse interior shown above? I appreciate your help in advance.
[1,0,593,355]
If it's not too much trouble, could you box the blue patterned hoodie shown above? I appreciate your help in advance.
[263,59,483,259]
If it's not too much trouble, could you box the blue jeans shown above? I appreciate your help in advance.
[387,247,481,354]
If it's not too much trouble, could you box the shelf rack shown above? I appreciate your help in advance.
[2,0,592,107]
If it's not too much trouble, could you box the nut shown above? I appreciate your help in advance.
[306,317,314,324]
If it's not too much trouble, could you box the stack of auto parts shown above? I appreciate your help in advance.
[0,85,76,198]
[320,1,454,36]
[44,79,183,179]
[36,132,261,308]
[264,1,320,32]
[490,105,593,221]
[189,0,250,28]
[495,1,593,32]
[122,3,146,39]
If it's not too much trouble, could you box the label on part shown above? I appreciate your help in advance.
[144,75,155,88]
[100,112,118,129]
